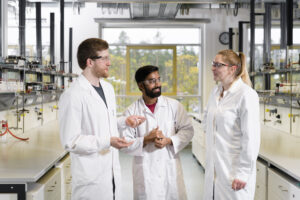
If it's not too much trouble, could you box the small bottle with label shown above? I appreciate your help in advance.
[275,82,280,93]
[0,120,7,143]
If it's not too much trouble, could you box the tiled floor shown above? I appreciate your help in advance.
[120,144,205,200]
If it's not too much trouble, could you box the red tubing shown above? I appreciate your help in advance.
[0,122,29,141]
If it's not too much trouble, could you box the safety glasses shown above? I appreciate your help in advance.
[90,56,110,62]
[143,77,161,85]
[212,61,230,68]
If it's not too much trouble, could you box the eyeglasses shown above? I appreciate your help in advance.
[90,56,110,62]
[143,77,161,85]
[212,61,229,68]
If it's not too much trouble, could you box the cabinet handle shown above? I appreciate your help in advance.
[47,190,54,192]
[278,185,288,192]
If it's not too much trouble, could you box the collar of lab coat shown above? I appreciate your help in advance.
[139,96,167,114]
[217,77,243,96]
[77,74,109,109]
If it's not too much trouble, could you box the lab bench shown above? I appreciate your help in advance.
[0,120,68,200]
[191,116,300,200]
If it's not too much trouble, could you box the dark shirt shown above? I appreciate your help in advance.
[92,83,107,108]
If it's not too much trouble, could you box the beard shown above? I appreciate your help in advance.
[144,86,161,98]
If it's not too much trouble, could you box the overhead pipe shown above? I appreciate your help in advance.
[238,21,249,52]
[50,13,55,65]
[0,0,2,57]
[36,2,42,63]
[263,3,271,90]
[60,0,65,87]
[249,0,255,76]
[263,3,271,64]
[280,3,287,49]
[19,0,26,57]
[228,28,233,50]
[286,0,293,46]
[69,27,73,81]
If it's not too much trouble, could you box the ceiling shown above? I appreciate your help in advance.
[19,0,300,21]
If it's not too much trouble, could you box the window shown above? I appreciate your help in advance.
[103,27,201,113]
[126,46,177,95]
[7,1,57,65]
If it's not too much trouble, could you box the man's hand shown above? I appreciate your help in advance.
[125,115,146,128]
[232,179,246,191]
[154,135,172,148]
[110,137,133,149]
[144,127,160,146]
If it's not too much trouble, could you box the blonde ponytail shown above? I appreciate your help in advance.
[238,52,252,87]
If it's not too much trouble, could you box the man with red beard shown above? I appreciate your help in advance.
[120,65,194,200]
[59,38,145,200]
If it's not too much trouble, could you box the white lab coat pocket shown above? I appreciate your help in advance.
[72,153,104,186]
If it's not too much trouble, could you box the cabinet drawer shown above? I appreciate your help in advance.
[268,168,300,200]
[38,168,61,200]
[256,161,267,185]
[56,154,71,178]
[255,181,266,200]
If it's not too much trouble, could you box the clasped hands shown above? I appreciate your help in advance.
[144,127,172,148]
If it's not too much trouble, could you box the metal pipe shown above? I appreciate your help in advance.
[250,0,255,81]
[69,27,73,81]
[0,0,2,57]
[228,28,233,50]
[286,0,293,46]
[50,13,55,64]
[238,21,243,52]
[19,0,26,57]
[238,21,249,52]
[36,2,42,63]
[263,3,271,64]
[60,0,65,87]
[280,3,287,49]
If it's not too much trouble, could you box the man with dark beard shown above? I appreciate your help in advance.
[119,65,194,200]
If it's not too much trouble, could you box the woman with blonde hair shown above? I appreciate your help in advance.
[203,49,260,200]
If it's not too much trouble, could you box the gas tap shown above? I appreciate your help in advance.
[288,113,300,123]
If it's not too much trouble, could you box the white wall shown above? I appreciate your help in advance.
[64,3,130,75]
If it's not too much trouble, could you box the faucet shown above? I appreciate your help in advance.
[49,105,59,112]
[274,119,282,124]
[288,113,300,123]
[15,109,30,122]
[35,107,43,121]
[266,108,277,117]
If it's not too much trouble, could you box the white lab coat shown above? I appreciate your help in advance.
[119,96,194,200]
[202,78,260,200]
[59,74,121,200]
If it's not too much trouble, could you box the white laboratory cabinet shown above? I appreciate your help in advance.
[27,168,61,200]
[268,168,300,200]
[254,160,267,200]
[191,117,206,168]
[0,194,17,200]
[55,154,72,200]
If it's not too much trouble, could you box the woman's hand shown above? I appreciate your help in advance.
[232,179,246,191]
